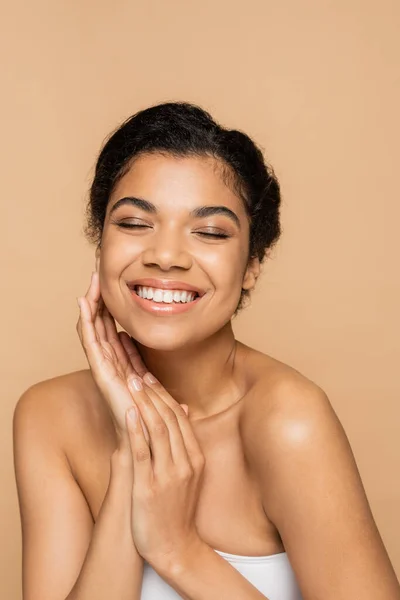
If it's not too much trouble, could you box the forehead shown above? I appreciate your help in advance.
[109,153,247,217]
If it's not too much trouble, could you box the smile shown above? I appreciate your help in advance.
[128,284,202,315]
[135,285,198,304]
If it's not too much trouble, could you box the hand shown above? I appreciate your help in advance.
[76,270,149,444]
[125,374,206,569]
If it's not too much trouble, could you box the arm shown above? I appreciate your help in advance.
[13,384,143,600]
[243,377,400,600]
[123,375,270,600]
[67,441,144,600]
[154,539,268,600]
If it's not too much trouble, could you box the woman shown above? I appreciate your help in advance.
[13,102,400,600]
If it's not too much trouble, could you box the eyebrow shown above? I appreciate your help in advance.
[109,196,241,229]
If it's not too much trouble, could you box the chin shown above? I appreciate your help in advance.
[121,321,199,352]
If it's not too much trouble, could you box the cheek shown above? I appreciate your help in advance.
[102,231,142,262]
[99,234,142,283]
[97,238,139,312]
[199,245,247,293]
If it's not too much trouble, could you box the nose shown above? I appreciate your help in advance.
[141,227,192,272]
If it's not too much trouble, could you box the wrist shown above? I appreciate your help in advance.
[113,430,132,460]
[111,439,134,485]
[152,534,206,579]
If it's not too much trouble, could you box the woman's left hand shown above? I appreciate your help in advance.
[125,372,206,569]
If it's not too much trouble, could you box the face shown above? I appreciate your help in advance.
[97,153,260,350]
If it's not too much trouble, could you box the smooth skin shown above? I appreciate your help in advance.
[79,272,205,566]
[13,153,400,600]
[76,271,270,600]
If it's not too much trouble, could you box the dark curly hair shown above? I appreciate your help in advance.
[84,101,282,312]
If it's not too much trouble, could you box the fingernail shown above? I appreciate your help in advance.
[129,377,143,391]
[182,404,189,415]
[127,405,137,425]
[144,372,157,384]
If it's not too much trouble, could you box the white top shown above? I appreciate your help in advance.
[140,549,304,599]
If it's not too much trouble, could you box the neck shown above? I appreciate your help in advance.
[136,322,244,420]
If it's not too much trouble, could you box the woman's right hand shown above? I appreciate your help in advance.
[76,270,149,446]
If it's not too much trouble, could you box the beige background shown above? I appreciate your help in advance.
[1,1,399,598]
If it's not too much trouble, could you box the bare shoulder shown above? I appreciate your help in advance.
[15,369,101,426]
[13,372,115,600]
[239,345,338,452]
[238,345,351,500]
[238,347,400,598]
[14,369,116,459]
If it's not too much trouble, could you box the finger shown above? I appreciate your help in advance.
[76,272,105,342]
[101,304,134,376]
[142,374,204,468]
[142,384,190,467]
[119,333,148,378]
[127,377,173,476]
[86,271,101,321]
[126,404,152,489]
[77,296,110,374]
[94,295,107,341]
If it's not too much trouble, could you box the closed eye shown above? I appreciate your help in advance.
[116,222,150,229]
[113,221,230,239]
[196,231,230,239]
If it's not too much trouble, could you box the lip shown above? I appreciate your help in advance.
[126,278,206,297]
[127,285,203,315]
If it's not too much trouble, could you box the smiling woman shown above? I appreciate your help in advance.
[13,102,400,600]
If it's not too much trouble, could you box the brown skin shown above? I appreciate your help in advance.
[98,153,260,419]
[13,154,400,599]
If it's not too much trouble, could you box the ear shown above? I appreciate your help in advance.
[95,246,101,272]
[242,256,260,291]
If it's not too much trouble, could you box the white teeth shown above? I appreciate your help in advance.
[135,286,198,304]
[163,291,173,303]
[153,289,164,302]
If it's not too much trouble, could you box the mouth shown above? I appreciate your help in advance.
[131,284,200,304]
[126,280,205,315]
